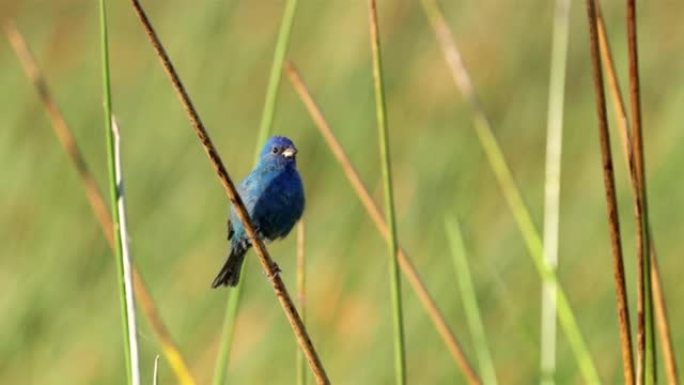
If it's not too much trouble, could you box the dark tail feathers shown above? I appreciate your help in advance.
[212,247,247,288]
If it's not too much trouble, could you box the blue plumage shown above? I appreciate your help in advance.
[212,136,305,287]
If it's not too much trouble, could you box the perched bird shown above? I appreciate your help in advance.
[212,136,305,287]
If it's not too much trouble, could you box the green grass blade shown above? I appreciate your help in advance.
[211,291,239,385]
[368,1,406,384]
[99,2,139,384]
[445,217,498,385]
[541,0,571,383]
[254,0,299,161]
[419,0,600,382]
[213,1,299,384]
[296,221,307,385]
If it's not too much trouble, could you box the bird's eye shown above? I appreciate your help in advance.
[272,147,279,154]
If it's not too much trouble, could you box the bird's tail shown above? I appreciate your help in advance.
[212,246,248,288]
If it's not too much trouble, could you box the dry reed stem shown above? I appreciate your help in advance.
[626,1,655,382]
[595,7,632,160]
[649,249,676,384]
[3,21,197,385]
[126,2,329,383]
[596,8,678,384]
[285,62,481,385]
[584,1,636,383]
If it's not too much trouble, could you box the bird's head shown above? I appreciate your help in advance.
[259,136,298,169]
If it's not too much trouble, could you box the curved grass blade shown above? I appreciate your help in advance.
[418,0,601,382]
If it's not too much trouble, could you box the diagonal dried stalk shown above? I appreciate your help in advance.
[285,62,481,385]
[595,7,631,159]
[3,21,198,385]
[125,1,329,383]
[584,1,635,383]
[625,1,655,383]
[596,7,678,384]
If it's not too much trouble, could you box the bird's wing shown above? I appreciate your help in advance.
[228,169,267,242]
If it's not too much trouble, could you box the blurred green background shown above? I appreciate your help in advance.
[1,0,683,383]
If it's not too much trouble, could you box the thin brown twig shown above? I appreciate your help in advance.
[3,21,198,385]
[596,8,678,384]
[595,7,632,161]
[285,62,481,385]
[584,1,635,383]
[626,1,655,382]
[649,250,676,383]
[125,2,329,383]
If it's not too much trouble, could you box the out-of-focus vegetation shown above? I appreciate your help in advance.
[1,0,682,383]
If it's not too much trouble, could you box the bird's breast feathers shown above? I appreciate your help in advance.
[230,165,304,241]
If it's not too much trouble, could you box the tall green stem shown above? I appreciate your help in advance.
[541,0,571,382]
[99,1,138,384]
[368,1,406,384]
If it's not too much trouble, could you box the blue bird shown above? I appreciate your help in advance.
[212,136,305,287]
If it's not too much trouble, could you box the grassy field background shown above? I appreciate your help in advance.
[1,0,683,383]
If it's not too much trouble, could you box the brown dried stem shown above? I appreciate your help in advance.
[584,1,635,383]
[3,21,197,385]
[626,1,655,382]
[285,62,481,385]
[596,7,678,384]
[125,1,329,383]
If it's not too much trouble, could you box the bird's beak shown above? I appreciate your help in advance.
[282,146,297,159]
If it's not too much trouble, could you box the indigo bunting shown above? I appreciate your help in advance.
[212,136,305,287]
